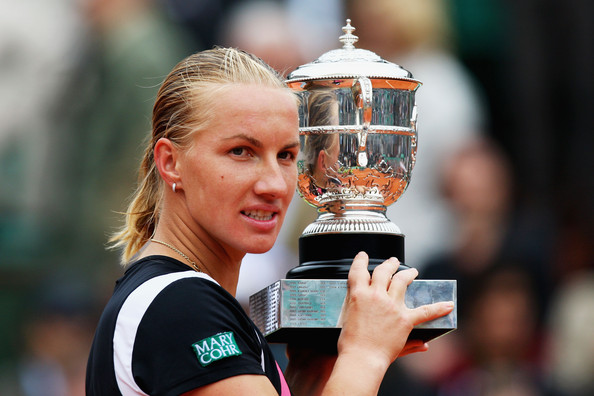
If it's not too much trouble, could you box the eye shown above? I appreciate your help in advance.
[229,146,251,158]
[278,150,297,162]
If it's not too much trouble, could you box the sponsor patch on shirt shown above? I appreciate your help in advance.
[192,331,242,367]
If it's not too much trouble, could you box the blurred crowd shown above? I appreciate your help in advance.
[0,0,592,395]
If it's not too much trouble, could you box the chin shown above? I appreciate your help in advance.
[245,245,274,255]
[242,238,276,255]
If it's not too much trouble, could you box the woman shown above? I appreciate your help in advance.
[86,47,453,396]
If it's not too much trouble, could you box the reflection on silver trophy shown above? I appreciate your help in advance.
[250,20,456,344]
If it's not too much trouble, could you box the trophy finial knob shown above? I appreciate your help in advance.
[339,19,358,49]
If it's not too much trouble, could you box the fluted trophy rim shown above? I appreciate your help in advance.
[301,215,403,236]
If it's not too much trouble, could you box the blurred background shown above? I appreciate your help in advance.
[0,0,592,395]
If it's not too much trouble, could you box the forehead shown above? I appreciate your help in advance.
[213,83,296,108]
[214,84,296,121]
[195,84,298,141]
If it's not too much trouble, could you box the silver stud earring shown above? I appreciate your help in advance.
[172,183,177,193]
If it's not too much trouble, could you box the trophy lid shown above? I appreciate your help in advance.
[286,19,420,85]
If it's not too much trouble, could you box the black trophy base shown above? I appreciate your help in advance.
[287,232,408,279]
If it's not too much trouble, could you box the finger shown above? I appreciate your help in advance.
[410,301,455,326]
[371,257,400,290]
[387,267,418,299]
[347,251,371,289]
[398,341,429,358]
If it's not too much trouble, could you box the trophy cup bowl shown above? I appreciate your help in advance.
[249,20,456,345]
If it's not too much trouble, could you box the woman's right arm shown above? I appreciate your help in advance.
[287,252,454,396]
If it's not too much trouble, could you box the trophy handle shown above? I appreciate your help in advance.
[352,77,373,167]
[410,105,418,170]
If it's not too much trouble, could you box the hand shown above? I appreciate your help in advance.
[337,252,454,369]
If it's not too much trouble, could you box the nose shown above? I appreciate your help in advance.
[254,160,290,199]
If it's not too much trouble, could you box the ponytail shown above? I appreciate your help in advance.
[108,138,163,263]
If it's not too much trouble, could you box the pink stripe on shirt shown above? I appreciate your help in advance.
[276,361,291,395]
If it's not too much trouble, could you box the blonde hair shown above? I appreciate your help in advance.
[110,47,287,264]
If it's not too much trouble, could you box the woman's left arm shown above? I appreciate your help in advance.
[181,374,280,396]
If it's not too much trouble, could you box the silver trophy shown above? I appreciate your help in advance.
[250,20,456,345]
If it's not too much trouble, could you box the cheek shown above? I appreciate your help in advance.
[285,167,298,192]
[214,170,249,198]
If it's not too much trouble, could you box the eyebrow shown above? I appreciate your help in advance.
[224,133,263,148]
[224,133,300,151]
[283,141,301,150]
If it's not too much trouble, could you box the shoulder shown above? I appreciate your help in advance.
[120,270,219,316]
[116,269,257,363]
[116,271,270,395]
[130,272,254,341]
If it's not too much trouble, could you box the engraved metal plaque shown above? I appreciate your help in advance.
[250,279,456,344]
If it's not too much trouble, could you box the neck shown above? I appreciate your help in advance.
[143,219,243,296]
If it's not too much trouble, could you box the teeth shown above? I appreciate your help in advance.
[244,210,274,221]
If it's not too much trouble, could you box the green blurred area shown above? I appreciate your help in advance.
[0,1,196,372]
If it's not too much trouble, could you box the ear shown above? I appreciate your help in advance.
[154,138,181,190]
[316,150,327,172]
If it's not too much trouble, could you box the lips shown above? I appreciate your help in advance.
[242,209,275,221]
